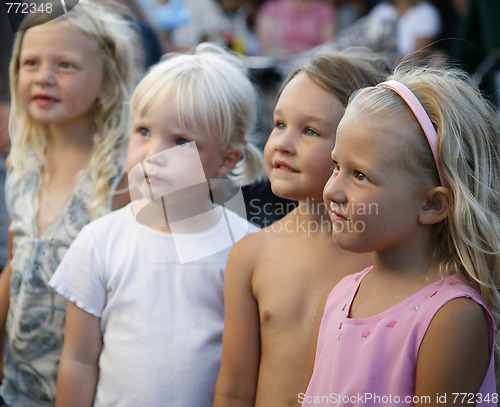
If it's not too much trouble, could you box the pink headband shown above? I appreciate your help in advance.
[376,80,447,187]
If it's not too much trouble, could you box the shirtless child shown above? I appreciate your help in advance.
[214,48,392,407]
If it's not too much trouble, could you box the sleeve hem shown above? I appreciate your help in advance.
[49,282,103,319]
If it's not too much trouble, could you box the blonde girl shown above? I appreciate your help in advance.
[303,64,499,404]
[49,43,265,407]
[0,1,138,405]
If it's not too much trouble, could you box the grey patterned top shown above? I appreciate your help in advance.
[0,167,123,407]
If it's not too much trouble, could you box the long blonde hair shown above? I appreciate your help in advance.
[9,0,138,219]
[349,63,500,371]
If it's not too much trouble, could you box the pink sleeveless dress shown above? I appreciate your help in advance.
[302,266,496,407]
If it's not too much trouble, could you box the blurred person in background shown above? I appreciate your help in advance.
[451,0,500,109]
[219,0,261,55]
[330,0,367,32]
[367,0,442,60]
[427,0,469,67]
[110,0,163,70]
[286,0,441,72]
[256,0,337,60]
[135,0,231,52]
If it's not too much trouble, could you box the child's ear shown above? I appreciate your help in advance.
[418,186,450,225]
[216,148,242,177]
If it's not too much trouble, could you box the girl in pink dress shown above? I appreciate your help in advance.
[302,64,499,406]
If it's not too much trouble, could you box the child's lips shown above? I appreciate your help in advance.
[33,94,59,106]
[142,164,167,185]
[273,160,299,173]
[329,202,350,222]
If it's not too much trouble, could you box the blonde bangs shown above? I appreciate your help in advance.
[131,58,221,143]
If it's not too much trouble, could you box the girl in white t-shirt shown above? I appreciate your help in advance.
[49,43,265,407]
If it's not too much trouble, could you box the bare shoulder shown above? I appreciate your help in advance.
[427,296,490,346]
[436,296,489,321]
[227,220,290,291]
[416,297,491,395]
[230,224,277,260]
[225,228,266,281]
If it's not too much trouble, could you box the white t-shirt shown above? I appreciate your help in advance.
[369,1,442,56]
[50,202,258,406]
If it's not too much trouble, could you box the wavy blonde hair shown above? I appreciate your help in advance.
[349,63,500,372]
[130,43,266,187]
[9,0,138,219]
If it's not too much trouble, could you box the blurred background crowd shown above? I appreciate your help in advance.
[108,0,498,145]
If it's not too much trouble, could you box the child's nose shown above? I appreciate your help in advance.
[145,139,173,166]
[323,172,347,205]
[146,148,166,165]
[34,64,55,86]
[274,128,296,154]
[149,143,164,158]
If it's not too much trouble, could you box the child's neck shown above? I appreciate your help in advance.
[47,121,94,153]
[133,188,220,234]
[288,199,333,238]
[36,123,94,238]
[45,128,92,177]
[350,240,442,320]
[372,238,440,283]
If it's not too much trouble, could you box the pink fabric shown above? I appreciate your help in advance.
[303,267,496,406]
[258,0,336,53]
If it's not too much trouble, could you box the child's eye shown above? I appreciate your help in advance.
[139,128,151,138]
[354,171,367,181]
[22,59,38,67]
[175,138,190,146]
[331,161,340,173]
[59,62,75,69]
[304,128,319,137]
[274,121,286,130]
